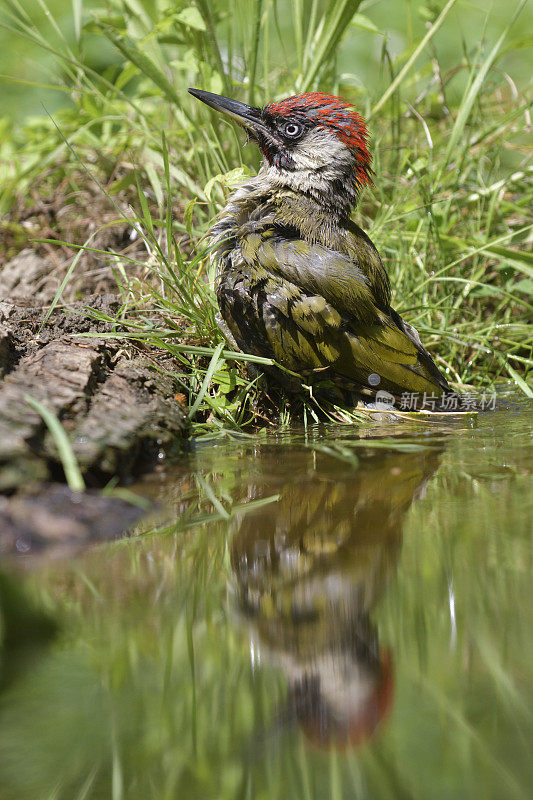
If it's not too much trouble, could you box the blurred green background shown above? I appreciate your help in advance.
[1,0,531,121]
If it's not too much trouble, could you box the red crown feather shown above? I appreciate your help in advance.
[265,93,373,186]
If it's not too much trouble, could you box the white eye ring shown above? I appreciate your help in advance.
[284,122,301,138]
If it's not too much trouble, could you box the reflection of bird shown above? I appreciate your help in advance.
[230,447,442,748]
[189,88,451,407]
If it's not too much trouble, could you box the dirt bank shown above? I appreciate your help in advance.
[0,251,187,550]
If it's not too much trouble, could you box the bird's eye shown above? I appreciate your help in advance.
[283,122,302,139]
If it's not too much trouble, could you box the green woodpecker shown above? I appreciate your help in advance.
[189,88,452,409]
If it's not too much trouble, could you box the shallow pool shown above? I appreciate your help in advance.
[1,397,532,799]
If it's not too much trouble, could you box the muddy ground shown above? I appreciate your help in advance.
[0,242,187,553]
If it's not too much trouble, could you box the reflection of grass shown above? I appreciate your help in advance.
[0,1,531,433]
[0,421,530,799]
[0,572,57,651]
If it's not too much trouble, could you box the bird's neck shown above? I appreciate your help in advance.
[257,162,361,219]
[211,170,358,252]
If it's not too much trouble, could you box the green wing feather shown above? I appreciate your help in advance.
[224,229,449,397]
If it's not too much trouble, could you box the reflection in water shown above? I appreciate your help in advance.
[230,447,442,748]
[0,404,531,800]
[0,571,57,692]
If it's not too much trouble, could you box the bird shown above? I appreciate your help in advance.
[188,88,452,410]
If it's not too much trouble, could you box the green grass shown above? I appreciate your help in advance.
[0,0,532,434]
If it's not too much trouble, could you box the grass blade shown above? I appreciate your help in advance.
[96,22,181,106]
[24,395,86,492]
[298,0,363,93]
[38,231,99,333]
[443,1,526,166]
[370,0,458,117]
[502,361,533,397]
[187,342,225,420]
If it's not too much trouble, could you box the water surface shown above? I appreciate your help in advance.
[1,399,532,800]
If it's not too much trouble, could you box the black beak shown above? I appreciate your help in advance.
[188,88,267,137]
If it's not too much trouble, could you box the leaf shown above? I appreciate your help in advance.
[470,284,502,297]
[212,369,245,393]
[184,198,197,237]
[203,167,252,201]
[108,171,136,196]
[512,279,533,296]
[350,13,379,33]
[490,245,533,278]
[84,14,126,35]
[175,7,206,31]
[115,61,139,91]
